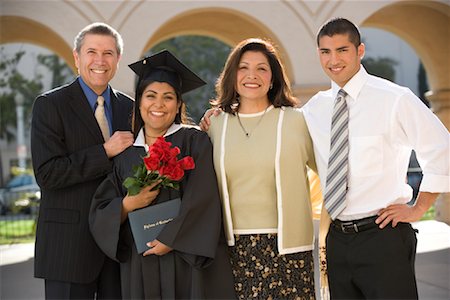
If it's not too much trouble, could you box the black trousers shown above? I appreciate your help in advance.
[326,222,418,299]
[45,257,121,300]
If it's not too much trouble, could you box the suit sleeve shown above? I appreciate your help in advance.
[157,131,223,268]
[31,94,112,190]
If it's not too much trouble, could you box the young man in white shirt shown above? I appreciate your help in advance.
[303,17,449,299]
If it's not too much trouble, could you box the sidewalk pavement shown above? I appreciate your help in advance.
[1,220,449,299]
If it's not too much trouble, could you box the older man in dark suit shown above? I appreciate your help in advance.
[31,22,134,299]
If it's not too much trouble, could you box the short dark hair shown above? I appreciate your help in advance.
[317,17,361,48]
[212,38,298,114]
[73,22,123,55]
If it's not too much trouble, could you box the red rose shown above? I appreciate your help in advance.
[169,146,181,158]
[149,147,164,161]
[150,137,173,160]
[156,137,172,151]
[168,165,184,181]
[143,155,159,171]
[123,136,195,195]
[166,156,178,168]
[178,156,195,170]
[158,163,169,177]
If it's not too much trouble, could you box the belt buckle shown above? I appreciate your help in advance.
[340,222,358,233]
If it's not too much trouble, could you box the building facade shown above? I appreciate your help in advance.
[1,0,449,221]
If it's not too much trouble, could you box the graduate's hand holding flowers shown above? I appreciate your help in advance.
[121,181,161,223]
[122,181,161,212]
[123,136,195,195]
[121,137,195,222]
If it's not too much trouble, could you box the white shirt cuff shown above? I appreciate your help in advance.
[420,174,450,193]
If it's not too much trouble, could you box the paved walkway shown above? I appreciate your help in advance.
[1,220,449,299]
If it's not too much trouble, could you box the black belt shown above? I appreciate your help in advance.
[331,216,378,234]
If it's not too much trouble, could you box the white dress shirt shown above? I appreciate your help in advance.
[303,66,450,220]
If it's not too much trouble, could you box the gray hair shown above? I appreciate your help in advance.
[73,22,123,55]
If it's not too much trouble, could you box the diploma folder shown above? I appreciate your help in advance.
[128,198,181,254]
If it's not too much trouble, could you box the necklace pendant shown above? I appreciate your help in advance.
[236,106,269,139]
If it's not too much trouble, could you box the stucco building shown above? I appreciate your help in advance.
[1,0,449,221]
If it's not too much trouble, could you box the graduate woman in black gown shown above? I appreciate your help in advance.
[89,50,236,300]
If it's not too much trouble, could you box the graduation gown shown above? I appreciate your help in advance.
[89,126,236,300]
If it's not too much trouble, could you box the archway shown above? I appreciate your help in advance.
[0,16,75,72]
[363,1,450,222]
[363,1,450,128]
[141,8,294,81]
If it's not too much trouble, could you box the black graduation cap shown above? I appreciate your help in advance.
[128,50,206,94]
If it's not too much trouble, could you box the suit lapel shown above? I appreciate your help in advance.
[111,88,133,132]
[67,80,104,141]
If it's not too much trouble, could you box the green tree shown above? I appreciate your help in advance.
[362,57,397,82]
[145,36,231,122]
[0,48,74,141]
[0,48,73,184]
[0,48,43,141]
[37,53,74,89]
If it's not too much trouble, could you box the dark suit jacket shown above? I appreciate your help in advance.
[31,78,133,283]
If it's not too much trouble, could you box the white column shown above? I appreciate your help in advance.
[15,94,26,170]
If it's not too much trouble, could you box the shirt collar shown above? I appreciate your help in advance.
[331,66,369,102]
[133,123,184,152]
[78,76,111,110]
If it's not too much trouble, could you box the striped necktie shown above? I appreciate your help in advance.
[95,95,110,142]
[324,89,349,220]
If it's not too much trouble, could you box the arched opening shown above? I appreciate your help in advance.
[360,27,429,105]
[144,35,231,122]
[141,8,294,81]
[0,42,74,179]
[0,16,75,73]
[362,1,450,130]
[361,1,450,221]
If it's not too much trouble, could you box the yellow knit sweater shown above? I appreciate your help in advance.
[208,106,317,254]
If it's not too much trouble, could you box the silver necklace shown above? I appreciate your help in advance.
[236,106,269,138]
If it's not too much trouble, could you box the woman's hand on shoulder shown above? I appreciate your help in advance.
[199,108,221,131]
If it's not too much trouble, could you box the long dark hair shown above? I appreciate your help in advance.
[131,78,189,139]
[211,38,298,114]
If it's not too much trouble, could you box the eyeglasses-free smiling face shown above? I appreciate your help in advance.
[140,81,181,137]
[318,33,365,88]
[236,50,272,103]
[73,33,120,95]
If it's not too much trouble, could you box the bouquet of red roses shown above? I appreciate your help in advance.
[123,137,195,196]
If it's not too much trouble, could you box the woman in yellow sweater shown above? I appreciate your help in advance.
[205,38,317,299]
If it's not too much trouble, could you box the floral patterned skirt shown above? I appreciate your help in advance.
[228,234,315,300]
